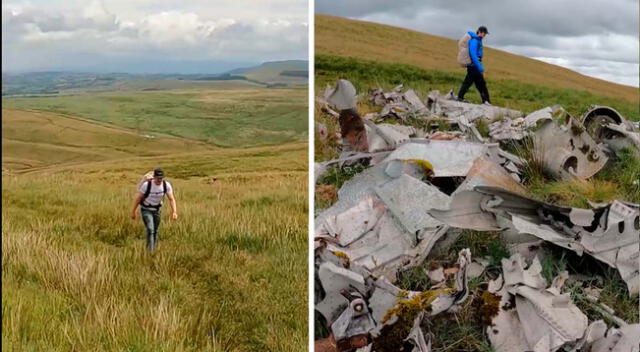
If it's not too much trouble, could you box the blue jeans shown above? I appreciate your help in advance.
[140,207,161,252]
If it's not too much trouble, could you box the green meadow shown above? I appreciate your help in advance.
[2,83,308,351]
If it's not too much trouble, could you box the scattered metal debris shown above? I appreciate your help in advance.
[426,89,523,122]
[581,105,640,156]
[316,80,640,351]
[487,254,589,352]
[533,116,608,179]
[430,186,640,296]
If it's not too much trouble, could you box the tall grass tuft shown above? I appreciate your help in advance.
[3,145,308,352]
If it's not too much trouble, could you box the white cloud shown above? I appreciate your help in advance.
[2,0,308,72]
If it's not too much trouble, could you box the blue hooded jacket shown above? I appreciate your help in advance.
[467,31,484,72]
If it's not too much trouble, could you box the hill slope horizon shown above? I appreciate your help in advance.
[315,14,638,103]
[2,60,309,95]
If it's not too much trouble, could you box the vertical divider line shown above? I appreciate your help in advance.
[307,1,316,350]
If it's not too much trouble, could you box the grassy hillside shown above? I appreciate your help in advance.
[3,87,308,148]
[3,145,307,352]
[2,109,213,172]
[315,55,639,121]
[3,83,308,350]
[315,14,638,103]
[230,60,309,85]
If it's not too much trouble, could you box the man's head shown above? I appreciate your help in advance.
[153,168,165,184]
[477,26,489,38]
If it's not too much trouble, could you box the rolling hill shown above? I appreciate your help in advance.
[4,87,308,148]
[2,60,309,96]
[228,60,309,85]
[315,14,638,103]
[2,82,308,351]
[2,109,213,172]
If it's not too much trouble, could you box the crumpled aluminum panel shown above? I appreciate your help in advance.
[327,79,358,110]
[374,174,450,237]
[534,117,608,179]
[382,140,488,177]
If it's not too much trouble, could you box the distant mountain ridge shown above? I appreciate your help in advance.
[226,60,308,85]
[2,60,309,95]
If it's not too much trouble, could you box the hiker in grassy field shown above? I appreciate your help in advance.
[131,168,178,252]
[456,26,491,105]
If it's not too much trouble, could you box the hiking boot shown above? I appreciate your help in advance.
[483,101,492,106]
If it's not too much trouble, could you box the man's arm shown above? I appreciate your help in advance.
[167,192,178,220]
[131,192,143,219]
[469,39,484,72]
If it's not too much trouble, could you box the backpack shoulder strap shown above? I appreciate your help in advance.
[143,180,152,200]
[162,180,167,195]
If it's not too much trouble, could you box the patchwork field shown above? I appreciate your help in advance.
[4,87,308,148]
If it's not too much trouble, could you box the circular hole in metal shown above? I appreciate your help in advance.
[563,156,578,173]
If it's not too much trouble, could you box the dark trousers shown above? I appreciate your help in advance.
[141,207,161,252]
[457,65,491,103]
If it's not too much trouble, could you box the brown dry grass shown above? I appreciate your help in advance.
[315,14,638,103]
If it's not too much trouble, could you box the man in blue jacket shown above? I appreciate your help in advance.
[456,26,491,104]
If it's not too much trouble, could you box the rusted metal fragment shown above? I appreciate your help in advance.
[340,108,369,153]
[315,334,338,352]
[428,248,471,315]
[428,130,465,140]
[533,117,608,179]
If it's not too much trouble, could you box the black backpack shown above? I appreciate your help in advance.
[141,180,167,208]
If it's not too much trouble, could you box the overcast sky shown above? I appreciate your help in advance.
[317,0,639,87]
[2,0,308,73]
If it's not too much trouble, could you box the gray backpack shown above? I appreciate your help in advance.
[457,33,472,67]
